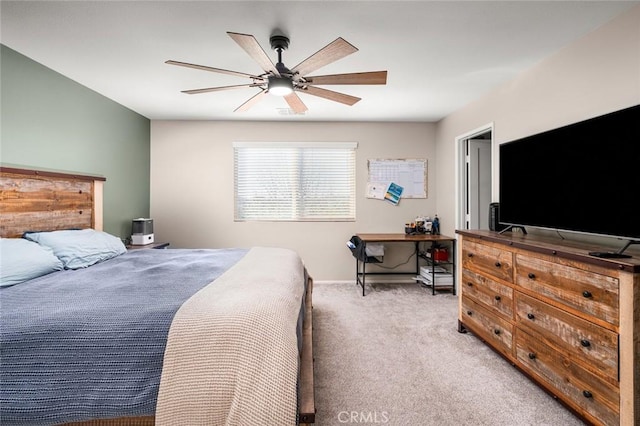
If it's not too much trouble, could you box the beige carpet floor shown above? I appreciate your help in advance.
[311,281,586,426]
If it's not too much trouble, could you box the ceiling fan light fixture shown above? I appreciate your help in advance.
[168,31,387,113]
[268,76,293,96]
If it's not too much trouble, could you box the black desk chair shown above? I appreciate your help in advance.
[348,235,381,295]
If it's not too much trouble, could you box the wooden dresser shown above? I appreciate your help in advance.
[456,230,640,426]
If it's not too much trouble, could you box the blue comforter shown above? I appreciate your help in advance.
[0,248,248,425]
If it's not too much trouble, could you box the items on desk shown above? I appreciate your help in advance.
[405,215,437,235]
[432,215,440,235]
[415,216,432,234]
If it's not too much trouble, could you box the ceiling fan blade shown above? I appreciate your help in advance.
[284,92,308,114]
[182,84,262,95]
[234,90,269,112]
[227,32,279,76]
[299,86,361,106]
[305,71,387,85]
[165,60,261,79]
[292,37,358,77]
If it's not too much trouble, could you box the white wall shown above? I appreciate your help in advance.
[151,6,640,280]
[435,5,640,246]
[151,121,435,280]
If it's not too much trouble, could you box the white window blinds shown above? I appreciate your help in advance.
[234,142,357,221]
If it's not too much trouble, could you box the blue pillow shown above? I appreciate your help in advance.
[0,238,64,287]
[23,229,127,270]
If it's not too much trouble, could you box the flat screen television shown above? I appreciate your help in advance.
[498,104,640,256]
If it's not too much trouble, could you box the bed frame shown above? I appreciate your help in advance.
[0,166,315,425]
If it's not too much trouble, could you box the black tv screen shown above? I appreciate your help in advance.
[499,104,640,240]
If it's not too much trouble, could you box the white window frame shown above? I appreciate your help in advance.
[233,141,357,222]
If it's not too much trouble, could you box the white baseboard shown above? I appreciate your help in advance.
[316,278,418,285]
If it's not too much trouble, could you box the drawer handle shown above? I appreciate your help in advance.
[527,313,535,320]
[527,272,536,279]
[494,295,501,301]
[580,339,591,348]
[467,282,473,287]
[528,353,536,360]
[494,329,501,335]
[582,291,593,298]
[467,310,473,316]
[467,253,474,258]
[582,390,593,399]
[494,262,501,268]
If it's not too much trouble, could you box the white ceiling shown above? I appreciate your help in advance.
[1,1,637,122]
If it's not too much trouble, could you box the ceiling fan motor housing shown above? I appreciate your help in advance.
[270,35,290,51]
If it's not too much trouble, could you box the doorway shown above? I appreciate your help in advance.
[456,125,493,231]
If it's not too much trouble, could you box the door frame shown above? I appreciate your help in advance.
[454,123,495,231]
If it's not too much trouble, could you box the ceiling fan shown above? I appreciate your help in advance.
[166,31,387,114]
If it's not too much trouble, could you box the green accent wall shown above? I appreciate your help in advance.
[0,45,150,239]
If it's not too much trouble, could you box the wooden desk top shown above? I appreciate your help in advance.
[356,233,455,242]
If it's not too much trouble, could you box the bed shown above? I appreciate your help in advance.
[0,166,315,426]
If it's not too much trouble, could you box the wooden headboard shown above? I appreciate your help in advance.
[0,167,105,238]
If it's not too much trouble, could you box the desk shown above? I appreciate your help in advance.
[355,233,456,296]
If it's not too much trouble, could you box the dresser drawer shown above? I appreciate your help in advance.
[461,296,513,359]
[516,293,618,381]
[462,239,514,283]
[515,253,619,327]
[516,328,619,426]
[461,268,514,320]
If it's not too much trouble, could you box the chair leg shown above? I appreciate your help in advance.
[362,257,366,296]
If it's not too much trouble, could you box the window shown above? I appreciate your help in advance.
[234,142,357,221]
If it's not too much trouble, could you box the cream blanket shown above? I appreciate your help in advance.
[156,247,306,425]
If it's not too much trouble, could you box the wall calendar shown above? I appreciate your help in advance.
[366,159,427,199]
